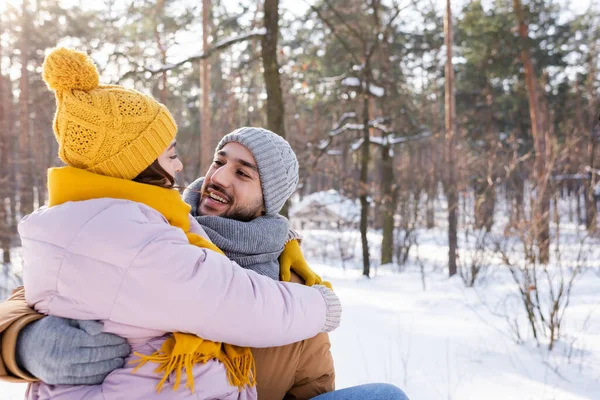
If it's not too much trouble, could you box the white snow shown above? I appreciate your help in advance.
[552,173,589,181]
[291,190,360,223]
[370,119,392,134]
[296,223,600,400]
[319,263,600,400]
[329,122,364,137]
[351,137,364,151]
[341,77,361,87]
[390,131,432,145]
[317,139,330,150]
[368,85,385,97]
[369,135,390,146]
[341,77,386,97]
[333,112,357,127]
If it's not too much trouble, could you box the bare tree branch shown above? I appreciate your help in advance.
[366,1,405,63]
[303,1,362,66]
[117,29,266,82]
[322,0,366,45]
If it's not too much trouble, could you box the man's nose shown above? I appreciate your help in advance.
[209,165,232,188]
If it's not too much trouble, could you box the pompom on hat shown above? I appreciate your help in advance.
[42,47,99,92]
[42,47,177,180]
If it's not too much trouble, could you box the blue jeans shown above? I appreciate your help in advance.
[311,383,409,400]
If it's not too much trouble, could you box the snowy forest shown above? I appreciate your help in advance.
[0,0,599,399]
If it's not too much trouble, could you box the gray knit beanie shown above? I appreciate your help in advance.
[216,127,299,215]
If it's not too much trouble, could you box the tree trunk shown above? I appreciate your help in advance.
[377,8,399,266]
[19,0,34,218]
[444,0,458,277]
[585,141,596,231]
[584,42,598,232]
[200,0,213,176]
[155,0,168,105]
[262,0,289,217]
[474,183,496,233]
[360,87,371,277]
[426,155,436,229]
[513,0,550,263]
[381,144,397,265]
[508,132,524,229]
[577,184,584,226]
[426,193,435,228]
[0,14,10,265]
[6,68,17,245]
[261,0,285,137]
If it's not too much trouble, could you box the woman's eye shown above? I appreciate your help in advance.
[169,154,179,160]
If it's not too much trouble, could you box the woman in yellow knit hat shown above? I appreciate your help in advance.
[17,48,341,400]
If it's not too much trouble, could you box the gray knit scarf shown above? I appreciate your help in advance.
[182,177,288,280]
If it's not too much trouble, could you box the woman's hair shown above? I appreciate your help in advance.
[133,160,175,189]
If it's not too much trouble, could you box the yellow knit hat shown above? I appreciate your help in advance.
[42,48,177,180]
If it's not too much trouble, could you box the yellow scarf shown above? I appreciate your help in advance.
[47,166,255,393]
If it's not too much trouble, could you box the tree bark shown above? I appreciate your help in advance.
[0,14,10,264]
[474,180,496,232]
[360,87,371,277]
[19,0,34,217]
[513,0,550,263]
[200,0,213,176]
[426,146,436,228]
[155,0,168,105]
[261,0,285,138]
[444,0,458,277]
[376,5,398,267]
[380,144,397,265]
[584,42,598,232]
[261,0,289,217]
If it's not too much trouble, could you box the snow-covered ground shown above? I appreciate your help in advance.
[1,258,598,399]
[300,212,600,400]
[1,194,599,399]
[322,264,600,400]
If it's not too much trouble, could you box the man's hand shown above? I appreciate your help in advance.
[16,316,130,385]
[280,239,333,289]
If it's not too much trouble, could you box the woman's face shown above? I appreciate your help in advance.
[157,139,183,178]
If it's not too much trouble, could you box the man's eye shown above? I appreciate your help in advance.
[214,160,224,166]
[238,171,249,178]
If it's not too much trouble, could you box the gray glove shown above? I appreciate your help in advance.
[16,316,130,385]
[313,284,342,333]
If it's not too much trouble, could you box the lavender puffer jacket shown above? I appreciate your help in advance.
[18,198,327,399]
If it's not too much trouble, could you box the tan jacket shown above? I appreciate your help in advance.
[0,286,335,400]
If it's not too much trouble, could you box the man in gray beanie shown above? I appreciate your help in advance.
[190,126,299,220]
[200,126,300,218]
[181,127,307,280]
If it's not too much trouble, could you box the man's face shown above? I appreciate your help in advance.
[198,142,264,221]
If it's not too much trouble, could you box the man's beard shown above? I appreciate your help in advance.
[217,203,261,222]
[200,183,263,222]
